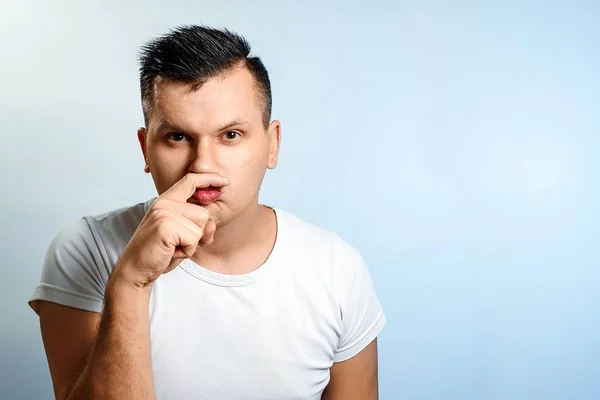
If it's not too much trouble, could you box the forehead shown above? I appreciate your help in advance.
[149,67,263,129]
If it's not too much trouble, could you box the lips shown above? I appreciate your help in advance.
[192,186,222,205]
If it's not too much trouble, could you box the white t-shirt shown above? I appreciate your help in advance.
[29,199,386,400]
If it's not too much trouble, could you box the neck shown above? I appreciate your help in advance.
[193,201,271,261]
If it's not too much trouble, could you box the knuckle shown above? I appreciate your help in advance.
[152,197,169,210]
[197,208,210,222]
[151,208,169,221]
[156,217,174,235]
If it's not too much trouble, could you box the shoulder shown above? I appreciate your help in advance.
[51,198,154,262]
[275,208,365,273]
[83,198,154,246]
[30,199,155,314]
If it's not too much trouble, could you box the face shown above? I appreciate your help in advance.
[137,66,281,227]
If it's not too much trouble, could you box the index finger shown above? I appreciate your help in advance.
[161,173,230,202]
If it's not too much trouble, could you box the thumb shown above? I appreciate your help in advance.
[164,257,186,274]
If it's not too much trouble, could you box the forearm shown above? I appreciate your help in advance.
[65,277,155,400]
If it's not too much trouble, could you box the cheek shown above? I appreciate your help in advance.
[235,148,267,184]
[150,153,188,191]
[233,145,259,170]
[151,143,192,170]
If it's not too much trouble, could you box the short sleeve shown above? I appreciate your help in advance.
[28,218,108,315]
[333,237,386,363]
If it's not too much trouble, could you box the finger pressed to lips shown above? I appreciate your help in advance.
[163,173,230,202]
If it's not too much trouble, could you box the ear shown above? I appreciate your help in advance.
[266,120,281,169]
[137,127,149,167]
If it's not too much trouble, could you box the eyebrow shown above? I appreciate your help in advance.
[154,118,251,134]
[214,119,251,132]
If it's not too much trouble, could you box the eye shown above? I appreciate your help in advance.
[223,131,241,140]
[166,132,189,142]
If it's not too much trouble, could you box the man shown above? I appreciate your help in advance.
[29,25,386,400]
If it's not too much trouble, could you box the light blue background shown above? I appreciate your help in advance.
[1,1,598,399]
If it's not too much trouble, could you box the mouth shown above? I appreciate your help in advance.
[192,186,222,205]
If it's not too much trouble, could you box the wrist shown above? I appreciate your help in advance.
[106,267,153,306]
[109,258,154,290]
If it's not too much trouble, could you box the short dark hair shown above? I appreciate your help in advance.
[138,25,272,127]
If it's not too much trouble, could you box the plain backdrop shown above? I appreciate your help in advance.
[1,1,599,399]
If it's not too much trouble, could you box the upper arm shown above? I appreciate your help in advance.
[28,218,110,398]
[331,237,386,363]
[29,218,109,316]
[37,300,102,400]
[325,237,386,398]
[323,338,379,400]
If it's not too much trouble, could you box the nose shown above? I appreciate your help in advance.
[189,137,219,174]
